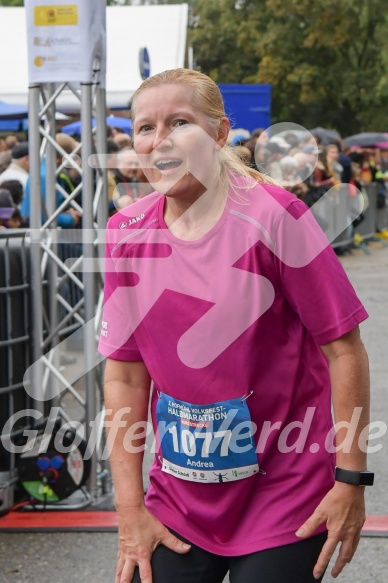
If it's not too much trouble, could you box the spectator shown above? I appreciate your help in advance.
[21,135,82,228]
[0,188,21,229]
[349,150,377,184]
[283,132,300,149]
[107,139,120,162]
[326,144,343,182]
[375,148,388,234]
[313,148,336,189]
[0,179,24,207]
[113,133,133,150]
[0,142,29,197]
[55,133,82,197]
[252,143,269,173]
[251,128,269,144]
[106,140,121,207]
[107,125,117,139]
[279,155,301,186]
[4,135,19,151]
[0,179,27,226]
[265,142,285,181]
[0,151,12,175]
[111,148,153,210]
[334,140,352,184]
[230,133,249,147]
[112,148,142,206]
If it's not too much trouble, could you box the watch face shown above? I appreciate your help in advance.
[360,472,374,486]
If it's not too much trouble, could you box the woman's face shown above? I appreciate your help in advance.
[133,84,228,202]
[326,145,339,161]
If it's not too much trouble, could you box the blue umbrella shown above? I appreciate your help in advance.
[62,115,132,136]
[106,115,132,133]
[0,119,28,132]
[0,100,28,120]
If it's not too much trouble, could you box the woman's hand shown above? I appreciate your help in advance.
[295,482,365,580]
[296,482,365,579]
[115,505,191,583]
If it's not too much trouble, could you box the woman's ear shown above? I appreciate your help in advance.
[215,117,230,150]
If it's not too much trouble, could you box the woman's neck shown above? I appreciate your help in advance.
[164,183,227,241]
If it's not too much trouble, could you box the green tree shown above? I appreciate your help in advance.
[190,0,266,82]
[0,0,23,5]
[192,0,388,134]
[106,0,132,5]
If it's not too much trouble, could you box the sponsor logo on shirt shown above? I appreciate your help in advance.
[100,320,108,337]
[119,213,146,229]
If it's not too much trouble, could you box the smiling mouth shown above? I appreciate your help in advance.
[154,159,183,171]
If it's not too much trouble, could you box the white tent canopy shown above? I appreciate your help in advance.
[0,4,188,110]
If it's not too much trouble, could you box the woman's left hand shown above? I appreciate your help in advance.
[295,482,366,579]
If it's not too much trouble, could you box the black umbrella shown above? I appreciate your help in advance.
[343,132,388,149]
[310,127,341,146]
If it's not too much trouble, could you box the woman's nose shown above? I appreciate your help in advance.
[152,126,173,151]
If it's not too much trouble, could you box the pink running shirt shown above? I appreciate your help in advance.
[98,179,368,555]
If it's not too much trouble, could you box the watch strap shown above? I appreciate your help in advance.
[335,466,374,486]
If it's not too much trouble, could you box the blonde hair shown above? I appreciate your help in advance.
[131,68,273,196]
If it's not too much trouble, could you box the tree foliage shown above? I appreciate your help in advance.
[191,0,388,134]
[0,0,23,5]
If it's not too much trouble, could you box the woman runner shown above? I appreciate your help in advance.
[98,68,372,583]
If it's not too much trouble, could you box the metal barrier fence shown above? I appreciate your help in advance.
[0,230,31,513]
[355,185,378,241]
[311,183,387,248]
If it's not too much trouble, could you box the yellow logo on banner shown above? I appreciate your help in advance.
[34,56,45,67]
[34,5,78,27]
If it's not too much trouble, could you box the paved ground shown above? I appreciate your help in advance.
[0,241,387,583]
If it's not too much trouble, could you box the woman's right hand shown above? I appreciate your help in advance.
[115,505,191,583]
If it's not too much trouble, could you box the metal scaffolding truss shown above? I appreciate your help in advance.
[27,68,110,504]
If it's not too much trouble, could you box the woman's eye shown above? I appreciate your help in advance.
[175,119,189,127]
[139,125,152,133]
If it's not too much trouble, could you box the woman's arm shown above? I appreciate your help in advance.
[296,326,370,580]
[104,359,191,583]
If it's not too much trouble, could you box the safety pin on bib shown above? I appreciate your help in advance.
[241,390,254,402]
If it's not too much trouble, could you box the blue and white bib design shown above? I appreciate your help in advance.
[156,392,259,483]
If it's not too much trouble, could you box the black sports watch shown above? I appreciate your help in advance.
[335,466,374,486]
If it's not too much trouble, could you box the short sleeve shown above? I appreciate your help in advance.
[98,231,143,362]
[273,199,368,345]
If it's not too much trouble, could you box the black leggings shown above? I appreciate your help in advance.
[132,530,327,583]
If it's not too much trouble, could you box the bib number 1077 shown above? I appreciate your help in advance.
[168,426,232,458]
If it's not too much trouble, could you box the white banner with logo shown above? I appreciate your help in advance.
[25,0,106,86]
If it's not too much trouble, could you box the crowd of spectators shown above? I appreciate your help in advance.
[227,127,388,245]
[0,125,154,229]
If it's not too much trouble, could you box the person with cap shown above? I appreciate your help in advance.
[0,142,29,198]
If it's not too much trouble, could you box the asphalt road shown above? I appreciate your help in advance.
[0,242,387,583]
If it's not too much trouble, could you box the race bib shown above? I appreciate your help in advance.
[156,392,259,483]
